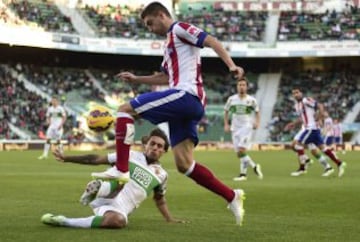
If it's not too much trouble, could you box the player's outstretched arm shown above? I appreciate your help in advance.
[52,149,108,165]
[224,110,231,132]
[153,193,187,224]
[284,118,302,131]
[254,111,260,129]
[203,35,244,79]
[116,71,168,85]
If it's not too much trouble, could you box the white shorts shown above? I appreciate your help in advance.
[293,129,303,141]
[90,192,136,225]
[46,125,63,140]
[231,126,253,150]
[293,129,316,150]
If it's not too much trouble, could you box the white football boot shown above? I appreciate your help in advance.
[228,189,246,226]
[290,169,307,177]
[321,167,335,177]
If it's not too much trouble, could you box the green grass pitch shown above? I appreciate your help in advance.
[0,150,359,242]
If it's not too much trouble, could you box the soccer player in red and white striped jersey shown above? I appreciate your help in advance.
[285,87,347,177]
[333,118,345,154]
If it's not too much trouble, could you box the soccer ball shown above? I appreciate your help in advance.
[86,106,114,132]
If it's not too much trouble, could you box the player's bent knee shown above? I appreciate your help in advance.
[176,164,188,174]
[237,149,246,158]
[118,103,134,114]
[102,212,127,229]
[173,155,193,174]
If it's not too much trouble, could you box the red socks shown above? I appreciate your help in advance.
[324,148,341,165]
[188,162,235,202]
[115,115,134,173]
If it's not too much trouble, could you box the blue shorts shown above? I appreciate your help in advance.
[324,136,334,146]
[130,89,204,147]
[297,129,324,146]
[334,137,342,144]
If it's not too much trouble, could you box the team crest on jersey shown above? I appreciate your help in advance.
[187,26,200,36]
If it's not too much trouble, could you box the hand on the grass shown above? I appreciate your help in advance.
[167,218,189,224]
[52,148,65,162]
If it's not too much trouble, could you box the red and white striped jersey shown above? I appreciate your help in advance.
[294,97,319,129]
[333,122,343,137]
[161,21,207,106]
[323,117,334,136]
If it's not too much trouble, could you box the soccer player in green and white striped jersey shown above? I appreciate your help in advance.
[224,77,263,181]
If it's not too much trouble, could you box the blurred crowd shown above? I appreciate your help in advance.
[2,1,358,41]
[80,3,267,41]
[178,9,267,42]
[278,5,360,41]
[3,0,76,33]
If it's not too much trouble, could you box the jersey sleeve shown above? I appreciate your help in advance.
[304,97,317,108]
[224,97,231,111]
[173,22,208,48]
[253,97,260,112]
[46,107,51,118]
[153,167,168,196]
[61,106,67,117]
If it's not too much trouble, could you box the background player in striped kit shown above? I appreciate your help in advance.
[323,111,335,147]
[333,118,346,154]
[285,87,347,177]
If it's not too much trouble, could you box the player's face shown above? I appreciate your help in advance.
[51,98,58,106]
[143,14,167,36]
[237,80,247,95]
[292,89,302,101]
[144,136,166,162]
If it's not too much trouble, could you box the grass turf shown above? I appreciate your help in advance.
[0,150,359,242]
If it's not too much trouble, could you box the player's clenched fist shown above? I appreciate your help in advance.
[116,72,137,82]
[230,66,245,80]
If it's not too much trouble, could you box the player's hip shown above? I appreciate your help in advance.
[297,129,324,145]
[130,89,204,124]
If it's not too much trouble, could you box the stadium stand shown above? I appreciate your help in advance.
[78,3,155,39]
[0,64,76,140]
[177,5,268,42]
[278,8,360,41]
[5,0,76,33]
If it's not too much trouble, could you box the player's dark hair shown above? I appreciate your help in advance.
[237,77,248,85]
[141,135,149,145]
[149,128,170,152]
[141,2,171,19]
[292,86,302,92]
